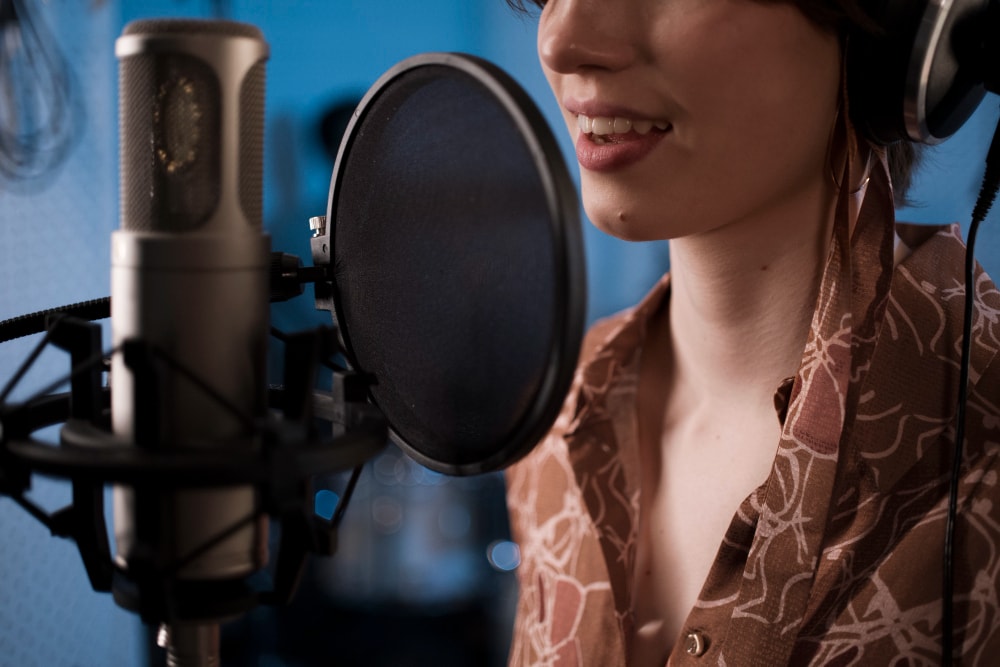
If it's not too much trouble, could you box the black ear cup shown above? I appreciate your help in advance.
[847,0,989,145]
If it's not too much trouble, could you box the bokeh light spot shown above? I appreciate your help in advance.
[487,540,521,572]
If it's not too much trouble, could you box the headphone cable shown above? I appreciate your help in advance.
[942,111,1000,667]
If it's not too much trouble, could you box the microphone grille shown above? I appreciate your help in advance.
[117,18,266,233]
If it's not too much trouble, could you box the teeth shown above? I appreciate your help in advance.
[633,120,653,135]
[592,116,615,135]
[577,114,669,136]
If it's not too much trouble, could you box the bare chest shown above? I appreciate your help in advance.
[630,417,778,666]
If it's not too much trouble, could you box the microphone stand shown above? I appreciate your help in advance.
[158,624,219,667]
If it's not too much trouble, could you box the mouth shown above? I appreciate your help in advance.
[577,114,672,144]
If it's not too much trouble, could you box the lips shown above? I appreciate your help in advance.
[573,113,671,172]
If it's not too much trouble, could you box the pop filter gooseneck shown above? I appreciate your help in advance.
[312,53,585,476]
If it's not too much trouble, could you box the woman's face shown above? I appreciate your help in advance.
[537,0,842,241]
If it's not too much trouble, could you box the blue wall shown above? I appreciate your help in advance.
[1,1,1000,665]
[0,1,141,666]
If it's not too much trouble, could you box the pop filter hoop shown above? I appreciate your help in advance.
[316,53,585,476]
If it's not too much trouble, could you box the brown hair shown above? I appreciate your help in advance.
[505,0,923,204]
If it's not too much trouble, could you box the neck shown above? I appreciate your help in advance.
[662,180,838,409]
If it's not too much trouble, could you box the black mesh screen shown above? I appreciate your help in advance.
[329,59,580,474]
[239,61,266,228]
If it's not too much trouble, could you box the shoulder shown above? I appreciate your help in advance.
[504,307,634,492]
[868,222,1000,466]
[507,273,669,467]
[504,273,669,510]
[892,222,1000,392]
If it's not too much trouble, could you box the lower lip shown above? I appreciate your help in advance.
[575,130,668,172]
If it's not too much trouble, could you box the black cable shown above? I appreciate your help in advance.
[0,297,110,344]
[942,112,1000,667]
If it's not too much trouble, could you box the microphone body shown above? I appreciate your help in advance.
[110,18,269,658]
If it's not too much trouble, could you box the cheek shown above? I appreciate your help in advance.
[693,35,839,159]
[677,30,841,210]
[542,72,575,143]
[673,6,841,154]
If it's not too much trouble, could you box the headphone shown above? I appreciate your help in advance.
[847,0,995,145]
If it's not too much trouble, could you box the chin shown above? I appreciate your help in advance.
[582,183,689,242]
[592,219,658,242]
[584,201,676,242]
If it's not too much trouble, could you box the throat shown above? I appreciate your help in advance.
[664,201,830,390]
[668,270,817,398]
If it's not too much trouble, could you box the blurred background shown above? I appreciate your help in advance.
[0,1,999,665]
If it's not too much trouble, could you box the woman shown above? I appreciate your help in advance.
[503,0,1000,665]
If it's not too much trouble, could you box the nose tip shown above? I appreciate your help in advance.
[538,0,638,74]
[537,33,586,72]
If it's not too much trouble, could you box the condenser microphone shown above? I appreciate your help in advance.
[111,18,269,664]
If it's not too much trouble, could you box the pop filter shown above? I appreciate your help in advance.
[313,53,584,476]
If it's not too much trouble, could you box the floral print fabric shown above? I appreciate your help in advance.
[505,160,1000,666]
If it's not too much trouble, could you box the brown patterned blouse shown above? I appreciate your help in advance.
[505,161,1000,666]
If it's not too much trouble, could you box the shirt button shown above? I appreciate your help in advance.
[684,631,707,657]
